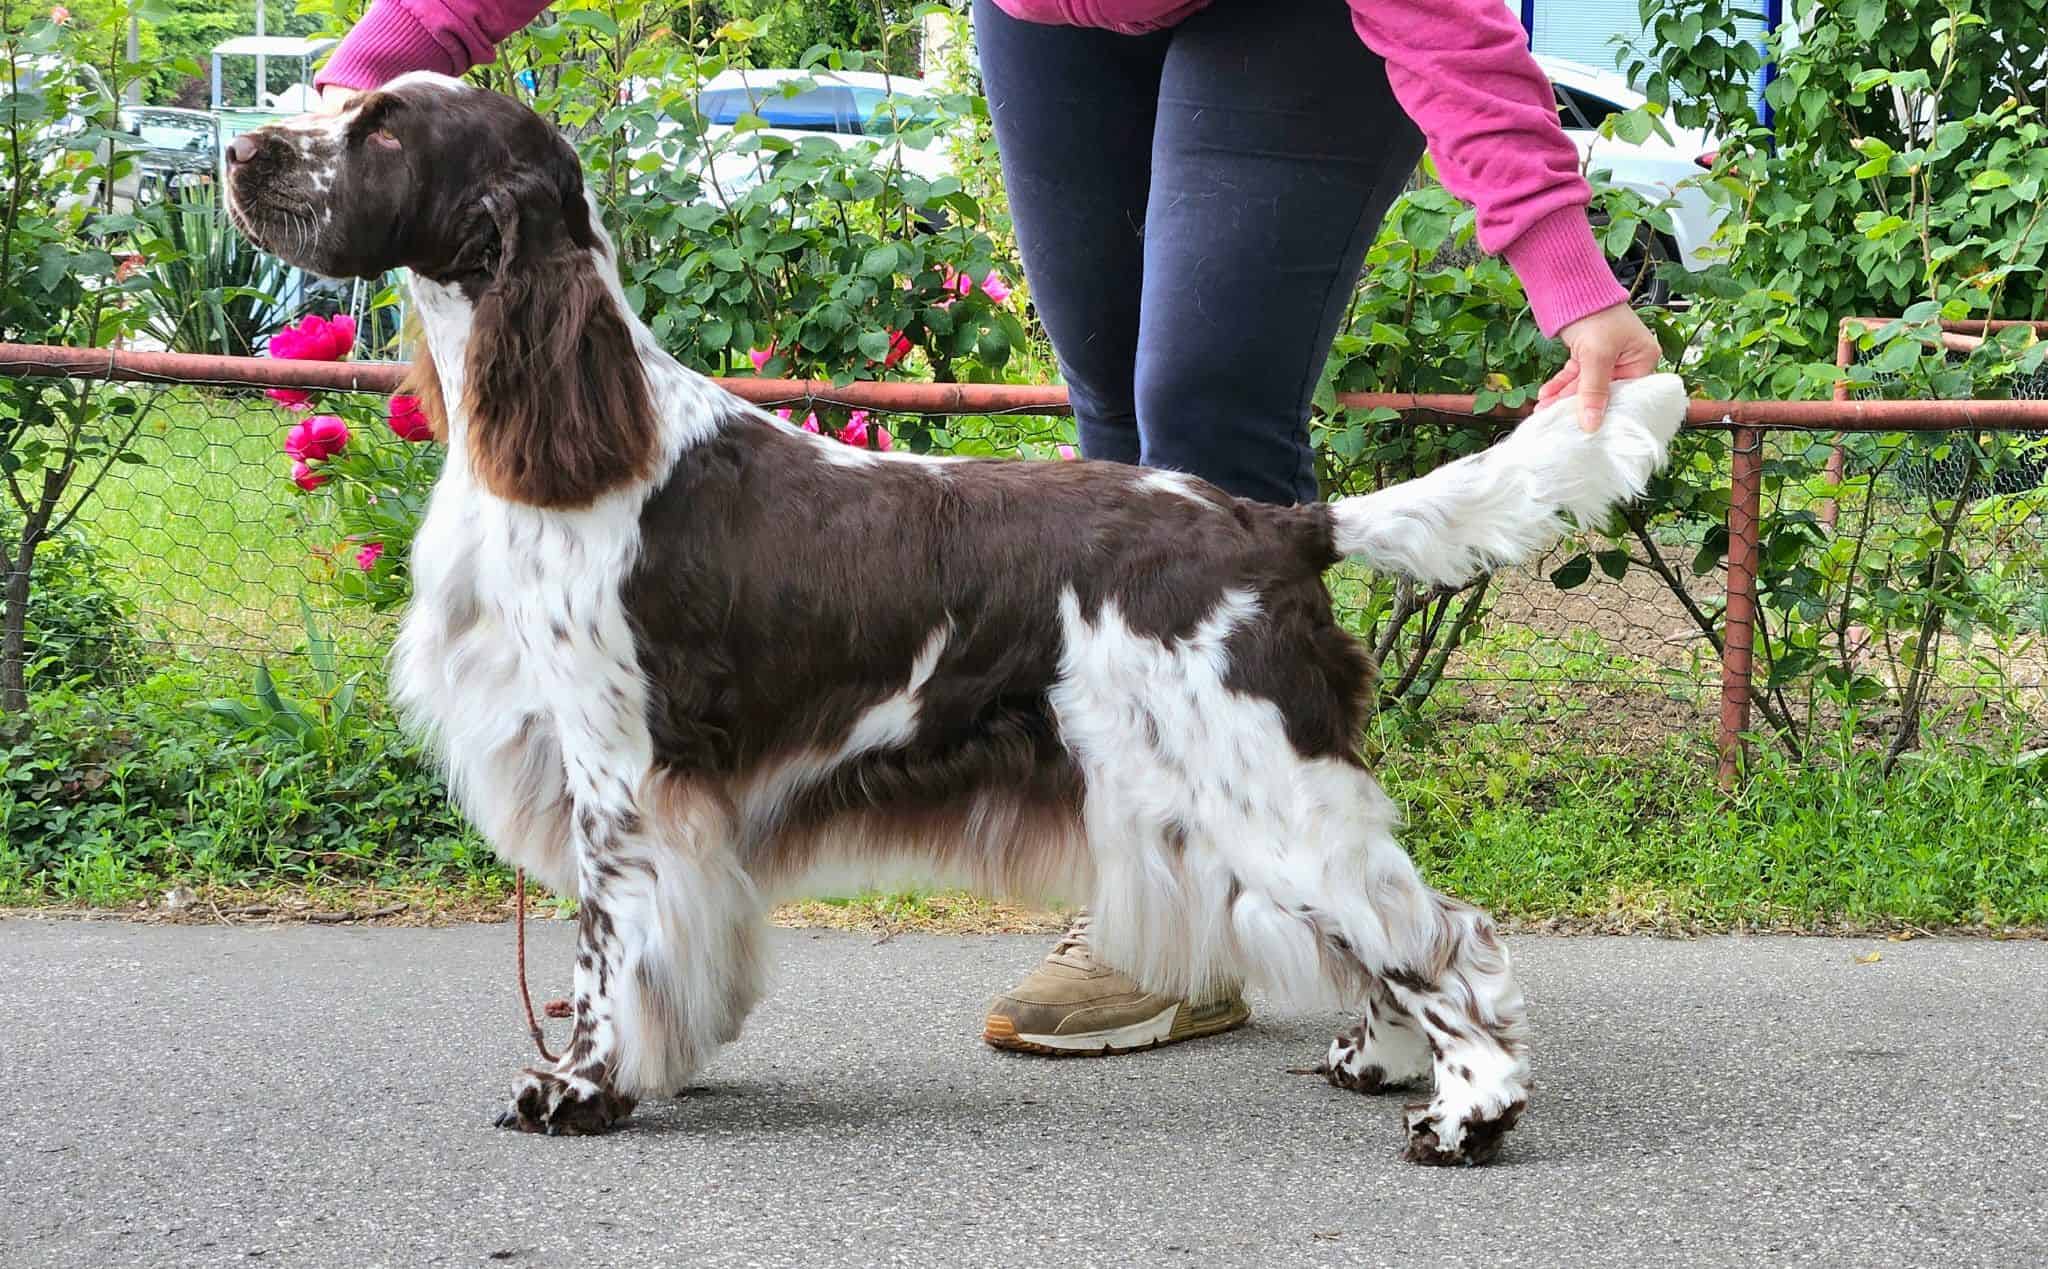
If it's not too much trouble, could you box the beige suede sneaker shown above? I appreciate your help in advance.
[982,912,1251,1055]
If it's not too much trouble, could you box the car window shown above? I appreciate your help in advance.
[128,117,214,152]
[1553,84,1625,132]
[697,85,859,133]
[847,87,938,135]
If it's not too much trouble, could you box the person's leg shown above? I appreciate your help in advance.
[972,0,1167,466]
[974,0,1251,1058]
[1136,0,1427,505]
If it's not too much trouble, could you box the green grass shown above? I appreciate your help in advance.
[1382,722,2048,929]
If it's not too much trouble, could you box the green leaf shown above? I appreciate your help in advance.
[1971,170,2012,191]
[1595,548,1631,581]
[859,244,899,278]
[1550,554,1592,590]
[1692,527,1729,575]
[557,9,620,37]
[856,329,893,361]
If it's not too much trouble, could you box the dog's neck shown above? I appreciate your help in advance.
[408,238,719,467]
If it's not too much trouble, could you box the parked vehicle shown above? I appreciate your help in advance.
[106,107,221,211]
[1538,54,1725,304]
[680,68,952,203]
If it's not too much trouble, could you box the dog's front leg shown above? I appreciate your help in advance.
[494,779,759,1135]
[496,801,649,1136]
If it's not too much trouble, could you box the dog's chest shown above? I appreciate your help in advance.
[397,469,654,787]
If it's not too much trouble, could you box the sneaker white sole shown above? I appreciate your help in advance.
[983,997,1251,1056]
[1013,1004,1180,1052]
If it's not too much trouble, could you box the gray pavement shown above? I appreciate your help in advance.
[2,920,2044,1268]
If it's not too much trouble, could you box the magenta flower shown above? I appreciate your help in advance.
[1056,444,1077,461]
[387,394,433,443]
[266,387,315,411]
[291,460,326,491]
[837,410,892,451]
[285,414,350,463]
[267,313,357,362]
[883,330,912,369]
[355,541,385,572]
[749,345,774,373]
[773,407,821,433]
[939,266,1013,305]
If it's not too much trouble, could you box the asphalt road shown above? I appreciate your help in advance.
[3,920,2044,1268]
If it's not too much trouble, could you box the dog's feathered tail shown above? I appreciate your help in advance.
[1330,372,1688,587]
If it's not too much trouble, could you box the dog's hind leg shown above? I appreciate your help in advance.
[1220,767,1530,1166]
[1329,865,1528,1165]
[1372,895,1529,1167]
[1323,981,1433,1095]
[497,779,765,1135]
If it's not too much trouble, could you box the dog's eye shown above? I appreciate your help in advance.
[368,128,401,150]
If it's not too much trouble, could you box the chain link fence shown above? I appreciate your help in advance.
[4,345,2045,774]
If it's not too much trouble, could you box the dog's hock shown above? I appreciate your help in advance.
[1329,372,1687,588]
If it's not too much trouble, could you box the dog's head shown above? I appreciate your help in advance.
[228,76,658,509]
[224,72,591,288]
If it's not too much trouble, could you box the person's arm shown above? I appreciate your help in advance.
[1348,0,1660,427]
[315,0,554,93]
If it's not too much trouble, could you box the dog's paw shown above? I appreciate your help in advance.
[1401,1095,1524,1167]
[493,1067,636,1136]
[1322,1021,1431,1095]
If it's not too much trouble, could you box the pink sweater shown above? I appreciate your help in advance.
[319,0,1626,335]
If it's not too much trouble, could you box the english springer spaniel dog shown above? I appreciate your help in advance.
[226,74,1686,1165]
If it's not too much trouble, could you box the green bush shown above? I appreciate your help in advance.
[0,672,487,903]
[1,518,143,692]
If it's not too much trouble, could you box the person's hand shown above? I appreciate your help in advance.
[1539,302,1662,432]
[315,83,360,114]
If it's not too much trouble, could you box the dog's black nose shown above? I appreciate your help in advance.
[228,134,260,166]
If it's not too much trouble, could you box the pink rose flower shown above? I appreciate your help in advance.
[267,313,357,362]
[749,345,774,373]
[939,266,1013,305]
[1056,444,1077,461]
[267,387,315,411]
[285,414,350,463]
[49,5,69,23]
[773,407,821,433]
[387,394,433,442]
[291,460,326,491]
[837,410,893,451]
[355,541,385,571]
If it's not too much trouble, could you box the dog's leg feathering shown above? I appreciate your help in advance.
[1330,372,1687,588]
[1324,982,1433,1094]
[496,782,765,1135]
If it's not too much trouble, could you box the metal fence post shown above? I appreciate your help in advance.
[1719,426,1765,787]
[1819,327,1855,529]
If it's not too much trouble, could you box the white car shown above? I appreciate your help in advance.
[1538,54,1725,302]
[683,68,952,203]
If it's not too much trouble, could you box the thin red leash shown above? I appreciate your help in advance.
[514,868,571,1062]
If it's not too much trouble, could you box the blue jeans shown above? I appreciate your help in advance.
[973,0,1426,506]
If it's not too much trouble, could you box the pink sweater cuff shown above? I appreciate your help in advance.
[316,0,465,91]
[1502,206,1631,338]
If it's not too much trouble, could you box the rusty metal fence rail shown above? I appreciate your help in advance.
[5,330,2047,784]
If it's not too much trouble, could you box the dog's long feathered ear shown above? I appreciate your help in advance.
[462,166,659,509]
